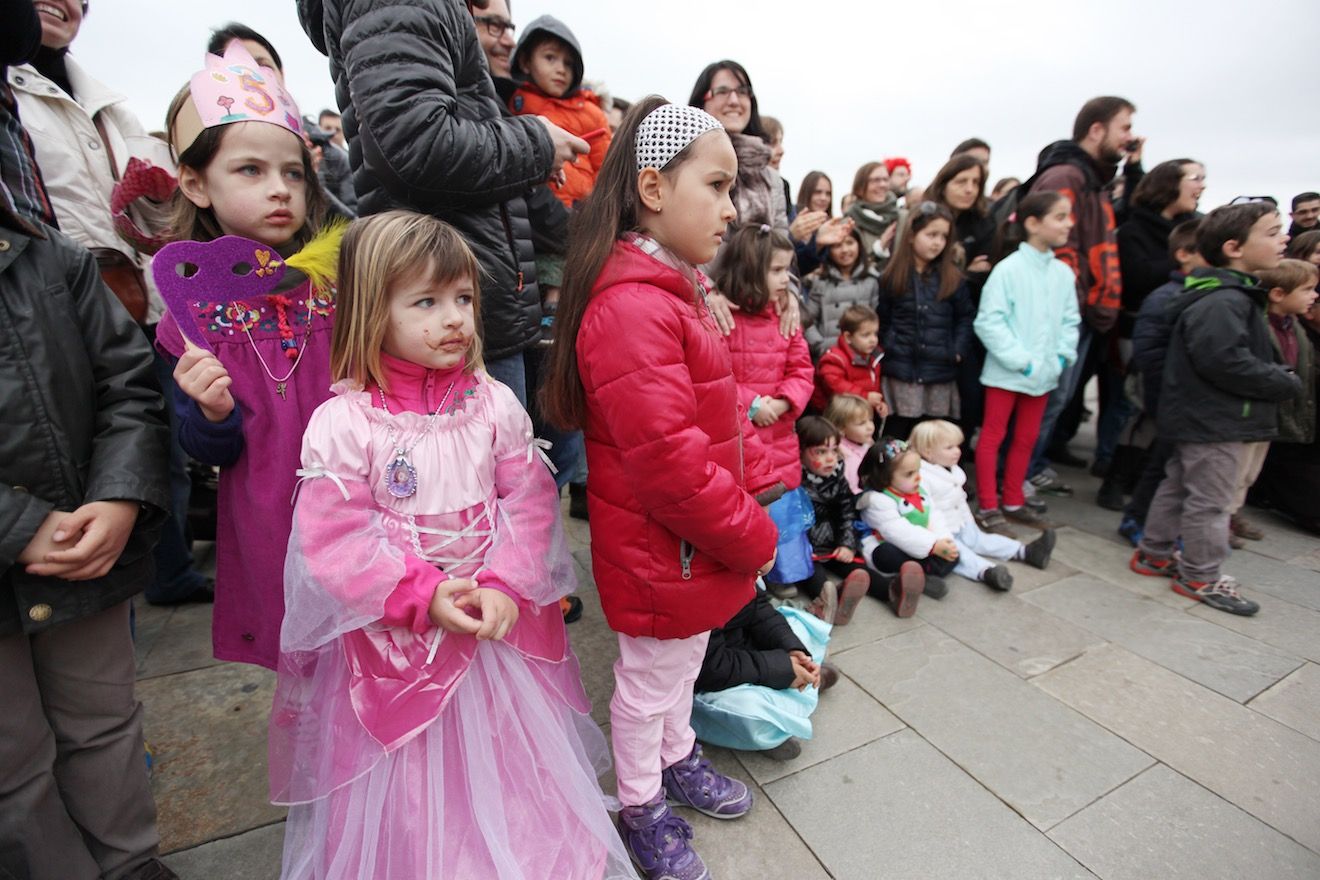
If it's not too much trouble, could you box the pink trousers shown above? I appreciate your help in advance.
[610,631,710,806]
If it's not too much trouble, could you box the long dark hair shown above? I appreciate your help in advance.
[541,96,712,429]
[926,153,988,219]
[1131,158,1197,213]
[991,190,1068,264]
[714,225,794,314]
[688,61,766,141]
[880,202,962,300]
[795,170,833,216]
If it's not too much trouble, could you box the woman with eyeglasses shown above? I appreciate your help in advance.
[844,161,902,271]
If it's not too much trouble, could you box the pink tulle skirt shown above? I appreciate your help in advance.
[278,640,636,880]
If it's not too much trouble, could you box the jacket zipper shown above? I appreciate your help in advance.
[679,540,694,580]
[498,204,524,292]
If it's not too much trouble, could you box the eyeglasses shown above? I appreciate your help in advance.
[473,15,515,38]
[704,84,753,102]
[1230,195,1278,206]
[1183,174,1206,183]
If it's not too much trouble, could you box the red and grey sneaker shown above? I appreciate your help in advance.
[1130,550,1178,578]
[1172,574,1260,616]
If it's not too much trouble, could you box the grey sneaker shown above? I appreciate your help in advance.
[982,565,1014,591]
[662,743,753,819]
[1029,470,1073,497]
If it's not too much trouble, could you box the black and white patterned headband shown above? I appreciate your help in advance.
[635,104,723,172]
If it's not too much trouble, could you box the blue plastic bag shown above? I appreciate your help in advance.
[690,605,831,751]
[765,488,814,584]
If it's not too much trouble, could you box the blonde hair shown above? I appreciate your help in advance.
[908,419,964,458]
[332,211,483,393]
[823,393,872,430]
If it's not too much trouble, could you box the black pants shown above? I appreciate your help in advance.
[870,543,957,578]
[1124,438,1173,524]
[797,558,888,600]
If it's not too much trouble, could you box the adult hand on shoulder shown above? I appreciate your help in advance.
[773,291,801,338]
[25,501,139,580]
[429,577,482,635]
[174,345,235,423]
[536,117,589,175]
[789,210,827,244]
[454,588,520,641]
[705,290,738,336]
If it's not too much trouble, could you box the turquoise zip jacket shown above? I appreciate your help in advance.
[974,243,1081,396]
[1156,267,1301,444]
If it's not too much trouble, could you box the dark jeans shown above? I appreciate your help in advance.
[1093,342,1132,467]
[523,344,586,490]
[870,543,957,578]
[1124,438,1173,525]
[144,331,207,604]
[796,558,888,600]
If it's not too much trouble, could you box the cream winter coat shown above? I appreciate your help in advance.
[918,460,975,531]
[10,56,171,320]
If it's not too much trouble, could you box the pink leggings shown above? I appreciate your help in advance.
[976,387,1049,509]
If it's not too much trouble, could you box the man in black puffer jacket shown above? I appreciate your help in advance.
[297,0,586,404]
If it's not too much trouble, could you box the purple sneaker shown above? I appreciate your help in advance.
[618,795,710,880]
[661,743,753,819]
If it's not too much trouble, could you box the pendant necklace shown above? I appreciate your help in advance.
[243,295,314,400]
[379,381,455,499]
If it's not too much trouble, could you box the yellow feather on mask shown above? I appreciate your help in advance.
[284,220,347,292]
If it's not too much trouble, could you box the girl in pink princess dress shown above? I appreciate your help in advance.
[269,211,634,880]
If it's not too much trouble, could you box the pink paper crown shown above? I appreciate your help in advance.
[171,41,301,154]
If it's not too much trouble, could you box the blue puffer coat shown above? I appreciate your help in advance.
[876,270,975,384]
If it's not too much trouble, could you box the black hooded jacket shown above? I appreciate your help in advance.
[1157,268,1301,443]
[298,0,556,359]
[696,593,808,692]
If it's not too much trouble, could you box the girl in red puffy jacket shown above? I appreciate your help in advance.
[542,97,782,880]
[716,225,816,491]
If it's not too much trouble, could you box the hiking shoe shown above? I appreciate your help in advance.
[922,575,949,599]
[888,561,924,618]
[809,580,839,626]
[1130,550,1177,578]
[1117,517,1143,547]
[833,569,870,626]
[662,743,753,820]
[761,737,802,761]
[819,662,840,692]
[1172,574,1260,616]
[1024,494,1049,514]
[1022,529,1056,570]
[619,795,710,880]
[975,507,1018,538]
[982,565,1013,591]
[1004,504,1053,530]
[1096,480,1126,511]
[1229,514,1264,541]
[1029,470,1073,497]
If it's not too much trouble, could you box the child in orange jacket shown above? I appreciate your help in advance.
[509,16,611,209]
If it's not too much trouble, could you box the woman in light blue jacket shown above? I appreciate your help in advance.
[973,192,1080,532]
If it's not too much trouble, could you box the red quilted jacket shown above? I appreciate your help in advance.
[811,333,883,410]
[577,241,780,639]
[725,308,815,490]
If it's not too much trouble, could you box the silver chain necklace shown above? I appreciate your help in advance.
[379,381,455,499]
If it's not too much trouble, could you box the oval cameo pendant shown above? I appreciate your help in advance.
[385,456,418,499]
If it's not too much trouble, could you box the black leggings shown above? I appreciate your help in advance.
[870,543,957,578]
[797,558,889,600]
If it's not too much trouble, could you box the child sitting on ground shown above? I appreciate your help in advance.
[909,420,1056,591]
[1130,202,1302,616]
[824,393,875,492]
[811,304,889,416]
[793,417,892,624]
[691,590,838,762]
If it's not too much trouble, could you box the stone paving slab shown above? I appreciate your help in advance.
[1035,643,1320,854]
[1188,590,1320,665]
[1049,528,1190,610]
[1247,662,1320,742]
[915,572,1106,678]
[162,822,283,880]
[823,592,924,655]
[735,672,904,785]
[1025,574,1302,702]
[1220,548,1320,613]
[837,626,1153,830]
[1229,510,1320,564]
[140,664,284,853]
[1048,763,1320,880]
[136,601,226,680]
[765,729,1098,879]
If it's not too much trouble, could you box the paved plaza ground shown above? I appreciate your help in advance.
[138,422,1320,879]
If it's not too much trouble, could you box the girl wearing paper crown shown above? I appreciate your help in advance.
[152,41,342,670]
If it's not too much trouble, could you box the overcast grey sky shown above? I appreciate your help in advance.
[76,0,1318,215]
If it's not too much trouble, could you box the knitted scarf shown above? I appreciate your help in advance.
[729,132,776,229]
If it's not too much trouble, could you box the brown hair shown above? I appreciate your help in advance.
[1287,230,1320,262]
[838,303,879,334]
[713,225,794,314]
[951,137,989,158]
[880,202,963,301]
[1257,258,1319,293]
[1197,202,1278,268]
[850,161,887,202]
[1131,159,1198,213]
[1072,96,1136,142]
[926,153,988,219]
[1168,218,1202,262]
[166,86,325,249]
[332,211,483,394]
[795,170,833,216]
[541,96,723,429]
[796,415,841,450]
[823,393,871,430]
[858,439,920,491]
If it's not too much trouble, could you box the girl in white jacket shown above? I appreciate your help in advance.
[909,420,1056,591]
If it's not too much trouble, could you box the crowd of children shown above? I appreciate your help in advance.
[4,5,1317,879]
